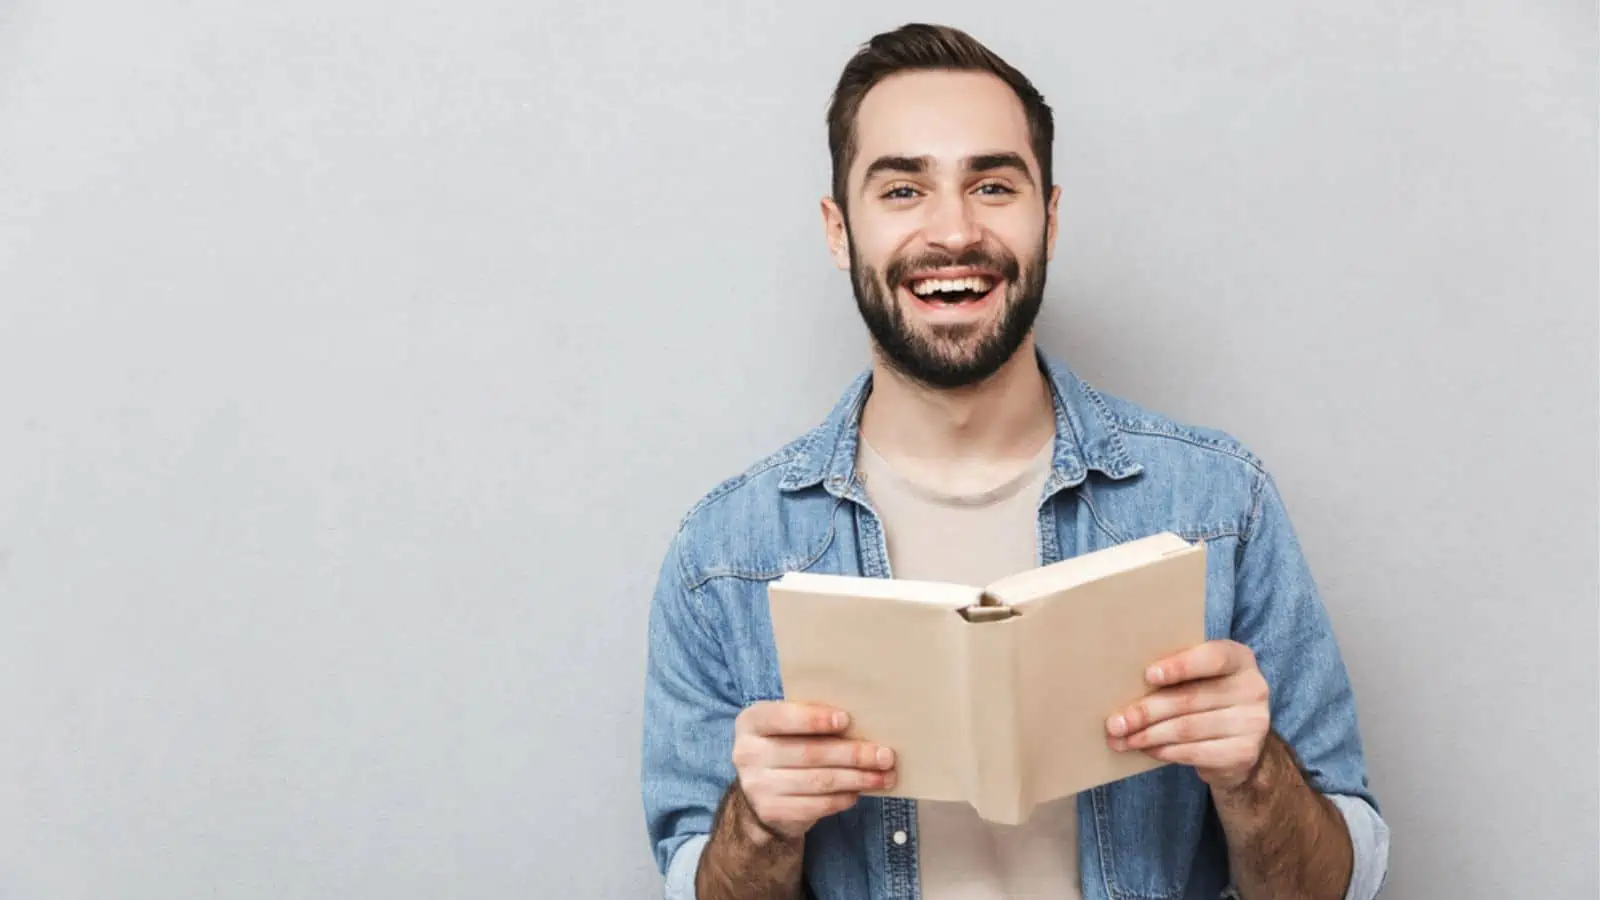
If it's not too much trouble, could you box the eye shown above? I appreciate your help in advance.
[975,182,1016,196]
[881,184,921,201]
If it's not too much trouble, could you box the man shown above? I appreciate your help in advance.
[640,22,1389,900]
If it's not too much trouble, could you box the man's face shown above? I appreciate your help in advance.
[823,69,1060,390]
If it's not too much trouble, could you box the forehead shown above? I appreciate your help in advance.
[851,69,1037,179]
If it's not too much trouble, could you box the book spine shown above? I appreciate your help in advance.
[962,614,1026,825]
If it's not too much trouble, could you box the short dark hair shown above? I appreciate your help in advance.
[826,23,1054,211]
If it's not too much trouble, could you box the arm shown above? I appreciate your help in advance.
[695,779,806,900]
[697,703,895,899]
[648,705,818,900]
[1212,732,1353,900]
[641,535,746,899]
[641,535,895,899]
[1224,472,1385,899]
[1108,643,1353,900]
[1107,471,1386,900]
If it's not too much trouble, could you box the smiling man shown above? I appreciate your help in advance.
[640,23,1389,900]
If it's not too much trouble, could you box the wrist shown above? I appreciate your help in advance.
[1211,734,1280,805]
[698,780,806,900]
[730,779,802,849]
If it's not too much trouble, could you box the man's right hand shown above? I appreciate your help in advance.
[731,701,898,841]
[696,702,897,898]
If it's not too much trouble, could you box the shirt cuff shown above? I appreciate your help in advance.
[664,833,709,900]
[1328,793,1391,900]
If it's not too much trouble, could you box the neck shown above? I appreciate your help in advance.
[859,337,1055,470]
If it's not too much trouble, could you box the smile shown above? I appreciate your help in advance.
[908,274,997,303]
[899,268,1004,312]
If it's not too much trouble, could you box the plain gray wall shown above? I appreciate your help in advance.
[0,1,1594,898]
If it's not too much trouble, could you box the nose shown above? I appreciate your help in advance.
[922,190,981,253]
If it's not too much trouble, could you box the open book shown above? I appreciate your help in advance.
[766,532,1206,825]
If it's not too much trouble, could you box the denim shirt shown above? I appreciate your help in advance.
[641,351,1389,900]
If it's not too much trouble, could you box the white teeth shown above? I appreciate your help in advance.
[910,276,995,296]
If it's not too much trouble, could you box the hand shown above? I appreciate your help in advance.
[731,701,897,841]
[1105,639,1271,791]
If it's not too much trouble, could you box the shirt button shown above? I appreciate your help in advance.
[892,830,908,845]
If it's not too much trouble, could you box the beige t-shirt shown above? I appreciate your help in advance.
[856,438,1082,900]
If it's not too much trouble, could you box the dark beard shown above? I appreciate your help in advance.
[848,230,1047,390]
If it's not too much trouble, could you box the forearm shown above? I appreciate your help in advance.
[1213,732,1353,900]
[694,780,806,900]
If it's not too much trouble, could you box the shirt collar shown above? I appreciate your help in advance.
[779,348,1143,496]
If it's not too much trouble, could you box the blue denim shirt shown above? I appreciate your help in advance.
[641,351,1389,900]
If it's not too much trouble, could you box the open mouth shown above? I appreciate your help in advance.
[903,272,1002,308]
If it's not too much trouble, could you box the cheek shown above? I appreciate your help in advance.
[846,215,915,266]
[984,208,1049,252]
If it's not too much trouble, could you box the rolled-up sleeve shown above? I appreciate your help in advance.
[664,833,711,900]
[1330,794,1391,900]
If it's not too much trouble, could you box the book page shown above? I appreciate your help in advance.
[770,570,981,606]
[983,532,1191,608]
[1013,543,1208,809]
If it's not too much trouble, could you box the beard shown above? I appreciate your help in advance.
[847,227,1048,390]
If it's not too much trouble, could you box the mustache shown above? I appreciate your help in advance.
[883,245,1021,288]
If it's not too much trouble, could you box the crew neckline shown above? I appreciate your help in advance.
[857,436,1055,508]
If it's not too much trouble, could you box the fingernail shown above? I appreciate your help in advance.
[876,746,894,768]
[1107,715,1127,737]
[884,770,898,789]
[1109,737,1126,752]
[833,711,849,729]
[1147,665,1164,684]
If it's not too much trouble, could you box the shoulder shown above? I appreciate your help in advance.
[657,370,872,591]
[673,437,806,536]
[1088,387,1273,542]
[663,431,839,590]
[1095,388,1266,476]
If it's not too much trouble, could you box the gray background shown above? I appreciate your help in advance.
[0,1,1594,898]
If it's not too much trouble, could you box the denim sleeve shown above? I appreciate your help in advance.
[1234,472,1388,890]
[640,534,740,899]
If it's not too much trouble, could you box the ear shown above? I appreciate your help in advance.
[820,196,851,271]
[1044,184,1062,261]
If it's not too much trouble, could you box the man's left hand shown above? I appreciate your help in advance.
[1105,639,1271,791]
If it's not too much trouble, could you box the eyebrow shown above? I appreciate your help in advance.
[859,152,1036,194]
[860,154,930,186]
[965,152,1035,186]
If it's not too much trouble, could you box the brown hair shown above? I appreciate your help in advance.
[826,23,1055,211]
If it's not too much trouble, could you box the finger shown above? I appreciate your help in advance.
[740,701,851,738]
[766,737,896,771]
[1141,736,1257,770]
[1114,707,1265,751]
[1147,640,1252,686]
[766,766,897,796]
[1107,680,1237,738]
